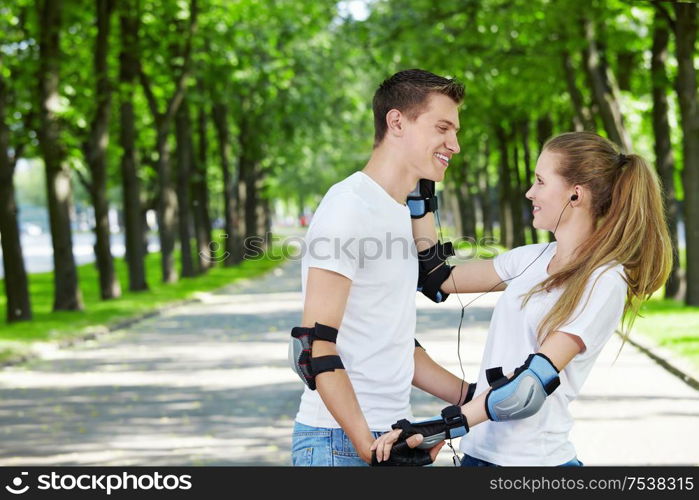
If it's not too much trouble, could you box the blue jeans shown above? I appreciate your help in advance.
[460,453,583,467]
[291,421,384,466]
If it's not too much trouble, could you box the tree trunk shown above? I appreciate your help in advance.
[244,169,258,243]
[238,116,258,243]
[175,101,195,278]
[37,0,83,311]
[0,76,32,322]
[154,126,178,282]
[192,87,212,273]
[255,176,265,239]
[261,190,272,248]
[235,169,247,256]
[212,102,244,265]
[119,0,148,291]
[581,17,632,151]
[536,115,553,155]
[511,136,525,248]
[495,125,513,248]
[455,182,476,238]
[616,51,635,92]
[651,12,681,299]
[445,181,462,237]
[520,120,538,244]
[138,0,197,283]
[84,0,120,300]
[141,192,155,256]
[478,141,493,239]
[562,50,595,131]
[674,2,699,306]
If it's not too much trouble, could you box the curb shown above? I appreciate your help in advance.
[621,331,699,391]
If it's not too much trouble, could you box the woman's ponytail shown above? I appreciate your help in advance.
[522,132,672,345]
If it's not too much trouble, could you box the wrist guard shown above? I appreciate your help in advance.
[461,382,477,405]
[288,322,344,390]
[407,179,438,219]
[392,405,469,450]
[371,441,433,466]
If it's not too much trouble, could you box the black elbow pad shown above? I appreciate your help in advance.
[289,323,344,390]
[417,241,454,303]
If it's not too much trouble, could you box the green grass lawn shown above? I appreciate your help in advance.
[632,298,699,373]
[0,236,286,363]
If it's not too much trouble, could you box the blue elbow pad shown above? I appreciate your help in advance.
[485,353,560,422]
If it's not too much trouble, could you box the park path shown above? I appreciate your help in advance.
[0,258,697,466]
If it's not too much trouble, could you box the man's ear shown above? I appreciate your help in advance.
[385,109,404,138]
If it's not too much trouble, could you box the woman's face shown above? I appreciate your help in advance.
[525,150,575,232]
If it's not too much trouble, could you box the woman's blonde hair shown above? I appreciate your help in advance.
[522,131,672,346]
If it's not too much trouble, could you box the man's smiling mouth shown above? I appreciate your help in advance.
[434,152,450,166]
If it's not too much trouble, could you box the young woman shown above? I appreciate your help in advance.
[371,131,672,466]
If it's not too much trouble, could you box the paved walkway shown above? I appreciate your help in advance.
[0,259,697,466]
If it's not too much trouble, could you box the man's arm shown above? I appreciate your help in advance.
[412,212,506,294]
[302,266,375,464]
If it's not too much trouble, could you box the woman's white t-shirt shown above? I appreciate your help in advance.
[295,172,418,431]
[460,242,628,466]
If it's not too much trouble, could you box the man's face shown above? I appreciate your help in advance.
[402,93,461,182]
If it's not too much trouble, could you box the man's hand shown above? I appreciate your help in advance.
[358,435,378,465]
[370,405,468,465]
[370,429,444,464]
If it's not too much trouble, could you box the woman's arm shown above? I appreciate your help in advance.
[412,345,471,405]
[441,260,506,294]
[372,330,584,462]
[412,213,506,294]
[458,330,583,427]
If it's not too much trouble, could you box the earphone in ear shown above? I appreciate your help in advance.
[570,194,578,201]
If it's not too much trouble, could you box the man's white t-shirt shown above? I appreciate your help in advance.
[295,171,418,431]
[460,242,628,466]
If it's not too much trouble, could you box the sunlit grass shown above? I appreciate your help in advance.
[632,298,699,372]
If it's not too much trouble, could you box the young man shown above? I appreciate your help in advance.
[289,69,472,466]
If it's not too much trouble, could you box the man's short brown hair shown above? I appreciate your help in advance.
[372,69,464,147]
